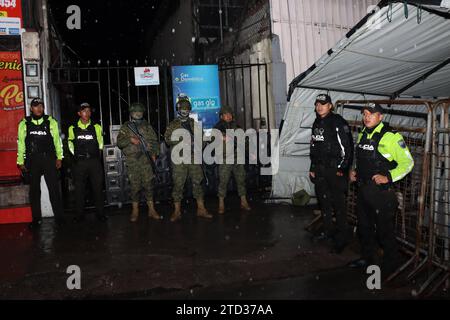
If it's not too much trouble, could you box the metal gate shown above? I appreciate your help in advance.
[48,60,273,207]
[49,60,173,143]
[219,62,273,130]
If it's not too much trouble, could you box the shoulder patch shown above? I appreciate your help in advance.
[398,140,406,149]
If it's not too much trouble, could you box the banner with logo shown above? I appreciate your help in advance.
[134,66,160,86]
[0,50,24,179]
[171,65,221,129]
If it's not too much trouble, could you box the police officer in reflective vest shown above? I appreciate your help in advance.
[348,103,414,276]
[309,94,353,253]
[68,102,107,222]
[17,98,65,228]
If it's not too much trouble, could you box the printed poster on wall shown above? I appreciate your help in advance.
[0,50,24,179]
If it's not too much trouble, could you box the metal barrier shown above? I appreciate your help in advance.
[416,99,450,296]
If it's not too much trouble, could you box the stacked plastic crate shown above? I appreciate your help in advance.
[103,145,128,207]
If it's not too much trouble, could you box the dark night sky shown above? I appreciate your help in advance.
[48,0,170,61]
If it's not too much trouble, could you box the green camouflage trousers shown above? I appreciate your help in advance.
[218,164,246,197]
[125,157,155,202]
[172,163,204,202]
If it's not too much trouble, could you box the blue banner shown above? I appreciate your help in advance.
[171,65,221,129]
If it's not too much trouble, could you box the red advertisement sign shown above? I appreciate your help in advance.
[0,50,24,179]
[0,0,22,19]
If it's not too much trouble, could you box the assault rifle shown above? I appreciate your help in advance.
[127,122,161,184]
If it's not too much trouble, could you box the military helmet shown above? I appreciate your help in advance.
[176,98,192,111]
[129,102,145,113]
[219,105,234,116]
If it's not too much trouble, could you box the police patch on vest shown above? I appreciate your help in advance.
[358,144,374,151]
[77,135,94,140]
[29,130,48,136]
[312,128,325,141]
[398,140,406,149]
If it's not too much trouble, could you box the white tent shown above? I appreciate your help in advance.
[272,0,450,200]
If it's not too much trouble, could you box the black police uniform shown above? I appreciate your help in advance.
[70,122,105,220]
[310,112,353,247]
[355,124,399,270]
[24,116,64,223]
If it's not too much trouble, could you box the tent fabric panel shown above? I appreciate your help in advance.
[403,63,450,97]
[295,3,450,98]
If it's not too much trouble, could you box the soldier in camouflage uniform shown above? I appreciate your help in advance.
[214,105,251,214]
[164,98,212,222]
[117,102,161,222]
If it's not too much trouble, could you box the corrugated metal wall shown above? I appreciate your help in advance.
[270,0,380,85]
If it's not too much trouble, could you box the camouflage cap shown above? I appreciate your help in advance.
[129,102,145,113]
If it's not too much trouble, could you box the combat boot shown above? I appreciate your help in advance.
[147,200,162,220]
[197,199,212,219]
[240,196,251,211]
[130,202,139,222]
[218,197,225,214]
[170,202,182,222]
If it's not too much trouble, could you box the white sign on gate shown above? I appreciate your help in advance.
[134,66,160,86]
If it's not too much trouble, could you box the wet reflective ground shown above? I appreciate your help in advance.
[0,196,447,299]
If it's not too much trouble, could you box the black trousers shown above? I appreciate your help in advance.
[74,158,104,217]
[313,166,349,245]
[356,182,399,266]
[29,154,64,221]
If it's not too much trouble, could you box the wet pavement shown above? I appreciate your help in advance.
[0,196,447,300]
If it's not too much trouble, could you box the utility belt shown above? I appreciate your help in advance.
[357,178,393,191]
[313,158,340,169]
[26,151,55,160]
[74,153,99,161]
